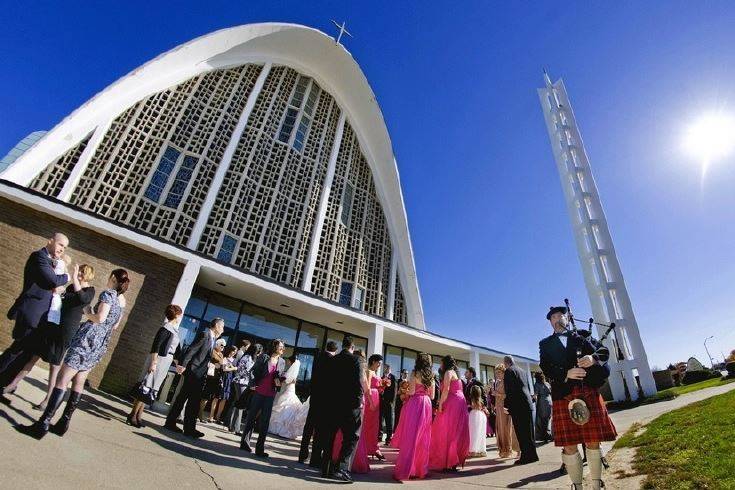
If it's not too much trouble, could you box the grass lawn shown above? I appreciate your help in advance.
[607,377,735,409]
[614,388,735,489]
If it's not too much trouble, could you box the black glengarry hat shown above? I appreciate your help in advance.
[546,306,568,320]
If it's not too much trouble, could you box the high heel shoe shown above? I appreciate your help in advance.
[125,414,141,428]
[373,452,386,461]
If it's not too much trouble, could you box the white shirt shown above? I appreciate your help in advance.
[557,333,568,348]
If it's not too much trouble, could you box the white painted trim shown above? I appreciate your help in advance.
[171,260,201,307]
[470,349,481,373]
[300,111,346,291]
[367,323,384,358]
[57,119,111,202]
[186,62,273,250]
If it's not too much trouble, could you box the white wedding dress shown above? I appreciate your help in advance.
[268,360,310,439]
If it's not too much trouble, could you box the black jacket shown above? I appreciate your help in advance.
[539,332,611,400]
[309,350,333,405]
[150,326,178,358]
[463,377,485,406]
[327,349,363,411]
[381,373,397,403]
[8,249,68,339]
[503,364,533,415]
[179,330,214,380]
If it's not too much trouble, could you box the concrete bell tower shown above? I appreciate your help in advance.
[538,73,657,401]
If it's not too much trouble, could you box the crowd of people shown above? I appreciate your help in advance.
[1,234,617,488]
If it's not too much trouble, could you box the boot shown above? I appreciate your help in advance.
[561,451,583,489]
[50,390,82,436]
[15,387,66,439]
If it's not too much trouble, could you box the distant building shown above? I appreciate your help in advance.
[0,131,47,173]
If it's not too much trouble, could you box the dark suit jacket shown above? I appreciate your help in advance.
[328,349,363,411]
[463,377,485,405]
[180,330,214,380]
[8,248,68,339]
[503,364,533,415]
[539,333,611,400]
[381,373,396,403]
[310,350,333,406]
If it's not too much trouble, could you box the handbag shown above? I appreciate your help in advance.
[130,372,158,406]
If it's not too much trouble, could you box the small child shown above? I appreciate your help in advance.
[468,384,489,457]
[47,255,71,326]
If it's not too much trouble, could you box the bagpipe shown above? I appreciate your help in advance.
[561,298,615,390]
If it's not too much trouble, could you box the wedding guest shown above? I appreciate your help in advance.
[127,304,182,428]
[16,269,129,439]
[200,339,225,422]
[4,264,94,410]
[330,350,370,473]
[213,345,237,423]
[533,371,553,442]
[463,367,484,408]
[390,353,435,481]
[0,233,70,405]
[234,339,251,363]
[228,342,262,434]
[240,338,286,457]
[468,385,489,457]
[393,369,409,431]
[494,364,520,458]
[429,355,470,472]
[320,336,364,482]
[364,354,384,460]
[502,355,538,464]
[299,340,338,466]
[485,383,496,437]
[379,363,396,445]
[164,318,224,438]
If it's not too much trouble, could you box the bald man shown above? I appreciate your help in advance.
[0,234,70,404]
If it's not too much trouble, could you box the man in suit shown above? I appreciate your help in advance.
[502,355,539,464]
[463,367,484,408]
[378,363,396,445]
[539,306,616,490]
[164,317,224,438]
[299,340,338,466]
[320,335,363,483]
[0,233,69,404]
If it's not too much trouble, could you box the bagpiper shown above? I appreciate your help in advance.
[539,306,617,490]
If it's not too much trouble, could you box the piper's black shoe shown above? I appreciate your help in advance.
[164,422,183,433]
[184,429,204,438]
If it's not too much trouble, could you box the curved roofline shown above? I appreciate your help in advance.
[1,22,425,328]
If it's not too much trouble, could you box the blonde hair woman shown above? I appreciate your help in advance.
[493,364,520,459]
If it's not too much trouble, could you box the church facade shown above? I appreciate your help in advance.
[0,23,537,397]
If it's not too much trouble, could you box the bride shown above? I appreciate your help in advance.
[268,354,309,439]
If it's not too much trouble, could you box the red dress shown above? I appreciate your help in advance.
[429,378,470,470]
[331,376,380,474]
[391,383,433,481]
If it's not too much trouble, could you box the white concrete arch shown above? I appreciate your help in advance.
[0,22,425,329]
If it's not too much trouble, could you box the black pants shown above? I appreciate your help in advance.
[240,392,275,454]
[509,404,538,461]
[393,399,403,431]
[299,400,327,464]
[166,373,205,433]
[380,399,394,441]
[0,333,38,388]
[321,407,361,474]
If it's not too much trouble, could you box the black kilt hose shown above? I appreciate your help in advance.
[552,385,616,446]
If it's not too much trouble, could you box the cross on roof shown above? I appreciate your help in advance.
[331,19,353,45]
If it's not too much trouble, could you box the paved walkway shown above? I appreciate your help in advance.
[1,367,733,489]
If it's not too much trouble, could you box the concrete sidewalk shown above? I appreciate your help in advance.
[1,367,733,489]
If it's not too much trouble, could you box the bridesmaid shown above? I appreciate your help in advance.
[493,364,520,458]
[364,354,385,461]
[429,355,470,472]
[391,353,435,481]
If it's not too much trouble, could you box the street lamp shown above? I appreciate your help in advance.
[704,336,715,369]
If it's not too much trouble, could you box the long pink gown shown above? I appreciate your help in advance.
[331,379,379,474]
[429,378,470,470]
[390,383,433,481]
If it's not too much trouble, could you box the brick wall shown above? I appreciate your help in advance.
[0,197,184,395]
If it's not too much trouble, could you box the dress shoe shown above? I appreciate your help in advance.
[255,451,269,458]
[331,469,353,483]
[0,395,11,406]
[164,423,183,433]
[184,429,205,438]
[514,457,539,465]
[240,445,252,453]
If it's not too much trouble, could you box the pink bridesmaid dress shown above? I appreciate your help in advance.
[332,379,380,474]
[429,378,470,470]
[390,383,433,481]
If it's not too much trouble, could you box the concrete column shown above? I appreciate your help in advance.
[57,119,113,202]
[385,251,398,321]
[301,111,347,291]
[186,63,272,250]
[367,323,384,358]
[470,349,481,373]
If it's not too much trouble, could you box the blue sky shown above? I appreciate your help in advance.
[2,1,735,368]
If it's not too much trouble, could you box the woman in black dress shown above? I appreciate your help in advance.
[3,264,95,410]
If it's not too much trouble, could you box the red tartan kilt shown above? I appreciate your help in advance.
[552,385,617,447]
